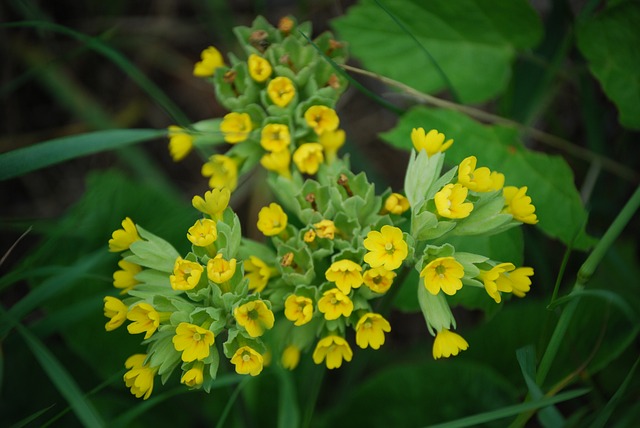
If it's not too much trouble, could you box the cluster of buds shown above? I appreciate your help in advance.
[103,16,538,400]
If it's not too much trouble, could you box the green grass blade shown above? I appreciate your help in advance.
[424,388,590,428]
[0,129,164,181]
[0,307,105,427]
[1,20,191,126]
[9,404,56,428]
[547,289,638,322]
[277,367,300,428]
[215,377,250,428]
[589,357,640,428]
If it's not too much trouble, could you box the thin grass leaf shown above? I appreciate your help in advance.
[547,289,638,322]
[277,367,300,428]
[516,346,564,427]
[215,376,250,428]
[9,404,56,428]
[0,129,164,181]
[589,357,640,428]
[0,308,105,427]
[1,20,191,126]
[424,388,590,428]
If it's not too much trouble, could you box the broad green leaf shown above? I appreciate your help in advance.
[332,0,542,103]
[0,129,165,181]
[577,1,640,130]
[380,107,596,249]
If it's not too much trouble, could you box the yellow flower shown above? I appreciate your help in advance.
[167,125,193,161]
[495,266,534,298]
[170,257,204,291]
[187,219,218,247]
[411,128,453,156]
[281,345,301,370]
[432,329,469,359]
[355,313,391,350]
[434,183,474,219]
[304,105,339,135]
[303,229,317,243]
[172,322,215,362]
[193,46,225,77]
[312,335,353,369]
[383,193,410,215]
[267,76,296,107]
[457,156,504,192]
[257,203,288,236]
[192,188,231,220]
[201,154,238,191]
[478,262,516,303]
[123,354,157,400]
[234,300,275,337]
[503,186,538,224]
[244,256,276,293]
[181,363,204,388]
[362,267,396,294]
[363,225,408,271]
[231,346,264,376]
[314,219,336,239]
[127,302,162,339]
[108,217,141,252]
[206,253,237,284]
[317,288,353,320]
[293,143,324,175]
[248,54,272,82]
[284,294,314,326]
[113,259,142,294]
[260,149,291,178]
[325,260,363,294]
[220,112,252,144]
[103,296,128,331]
[318,128,345,163]
[260,123,291,152]
[420,257,465,296]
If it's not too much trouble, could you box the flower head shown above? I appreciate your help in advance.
[478,262,516,303]
[108,217,140,252]
[420,257,465,296]
[314,219,336,239]
[363,225,408,271]
[457,156,504,192]
[496,266,534,298]
[201,155,238,191]
[434,183,473,219]
[170,257,204,291]
[267,76,296,107]
[193,46,225,77]
[303,229,316,243]
[207,253,237,284]
[187,219,218,247]
[181,363,204,388]
[304,105,339,135]
[167,125,193,161]
[260,149,291,178]
[355,313,391,350]
[383,193,410,215]
[317,288,353,320]
[503,186,538,224]
[362,267,396,294]
[192,188,231,220]
[432,329,469,359]
[113,259,142,294]
[248,54,272,82]
[281,345,301,370]
[220,112,252,144]
[312,335,353,369]
[318,128,345,163]
[244,256,275,293]
[231,346,264,376]
[284,294,314,326]
[104,296,128,331]
[411,128,453,156]
[257,203,288,236]
[127,302,162,339]
[293,143,324,175]
[123,354,157,400]
[325,260,363,294]
[234,300,275,337]
[172,322,215,362]
[260,123,290,152]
